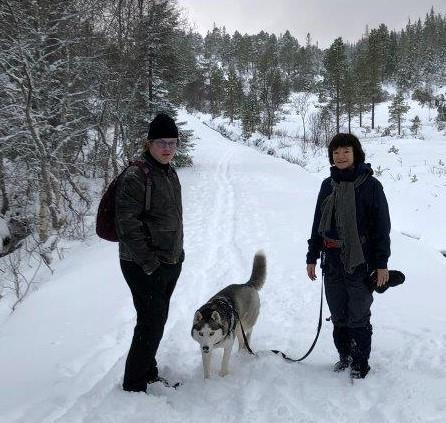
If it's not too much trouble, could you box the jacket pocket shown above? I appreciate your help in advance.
[150,229,176,252]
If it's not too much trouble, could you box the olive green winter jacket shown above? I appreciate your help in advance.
[115,152,183,274]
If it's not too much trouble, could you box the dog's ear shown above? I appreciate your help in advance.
[194,311,203,322]
[211,310,221,324]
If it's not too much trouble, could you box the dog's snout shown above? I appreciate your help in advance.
[202,346,209,353]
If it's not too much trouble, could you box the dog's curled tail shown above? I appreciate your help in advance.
[246,250,266,290]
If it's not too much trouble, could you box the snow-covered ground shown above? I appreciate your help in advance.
[200,93,446,254]
[1,109,446,423]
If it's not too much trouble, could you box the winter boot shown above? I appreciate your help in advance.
[333,355,352,372]
[350,360,370,379]
[332,326,352,372]
[349,325,372,379]
[349,325,372,361]
[148,376,181,389]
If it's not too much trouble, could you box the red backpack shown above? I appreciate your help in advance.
[96,161,152,242]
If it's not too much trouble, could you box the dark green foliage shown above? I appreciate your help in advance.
[223,66,244,123]
[410,116,422,135]
[322,37,347,133]
[388,92,410,135]
[182,27,320,136]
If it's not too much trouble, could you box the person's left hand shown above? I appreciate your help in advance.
[376,268,389,287]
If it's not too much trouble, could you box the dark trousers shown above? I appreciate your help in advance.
[120,260,182,392]
[323,251,373,362]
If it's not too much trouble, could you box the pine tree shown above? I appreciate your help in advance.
[365,30,384,129]
[178,30,207,111]
[278,31,299,87]
[351,41,371,127]
[323,37,347,133]
[223,66,244,123]
[385,31,399,80]
[204,25,223,61]
[208,65,225,118]
[109,0,193,164]
[410,116,422,136]
[395,20,422,90]
[343,66,357,134]
[297,33,319,91]
[388,92,410,135]
[241,79,261,139]
[256,34,289,138]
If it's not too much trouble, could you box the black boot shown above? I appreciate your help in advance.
[147,376,181,389]
[349,325,372,379]
[350,360,370,379]
[332,326,352,371]
[333,355,352,372]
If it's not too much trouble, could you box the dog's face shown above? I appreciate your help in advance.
[191,310,226,353]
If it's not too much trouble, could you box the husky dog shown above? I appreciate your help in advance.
[191,251,266,378]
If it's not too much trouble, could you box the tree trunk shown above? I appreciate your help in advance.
[0,153,9,215]
[38,176,50,242]
[371,100,375,129]
[148,55,154,117]
[336,84,340,133]
[39,160,60,239]
[111,122,120,179]
[348,109,351,134]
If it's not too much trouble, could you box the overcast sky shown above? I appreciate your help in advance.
[177,0,446,48]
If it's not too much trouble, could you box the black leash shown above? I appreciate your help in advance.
[236,273,325,362]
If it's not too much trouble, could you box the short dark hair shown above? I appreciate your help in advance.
[328,133,365,165]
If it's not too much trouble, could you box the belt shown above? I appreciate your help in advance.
[323,236,366,249]
[323,238,342,249]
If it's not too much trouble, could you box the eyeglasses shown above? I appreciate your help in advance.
[152,139,178,149]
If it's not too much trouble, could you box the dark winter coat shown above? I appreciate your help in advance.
[306,163,391,270]
[115,152,184,274]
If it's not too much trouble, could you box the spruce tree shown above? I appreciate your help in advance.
[410,116,422,136]
[256,34,289,138]
[241,79,261,139]
[343,66,357,134]
[278,31,299,87]
[208,65,225,118]
[351,41,371,127]
[365,30,384,129]
[388,92,410,135]
[323,37,347,133]
[223,66,244,123]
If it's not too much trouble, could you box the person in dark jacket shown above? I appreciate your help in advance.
[306,133,391,379]
[115,113,184,392]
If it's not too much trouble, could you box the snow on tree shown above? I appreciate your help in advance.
[388,91,411,136]
[410,116,422,136]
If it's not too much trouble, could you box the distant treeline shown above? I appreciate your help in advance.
[182,8,446,136]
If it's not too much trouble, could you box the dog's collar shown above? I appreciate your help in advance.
[208,297,237,346]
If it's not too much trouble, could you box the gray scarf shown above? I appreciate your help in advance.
[318,171,369,273]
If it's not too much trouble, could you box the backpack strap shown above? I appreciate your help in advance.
[130,160,152,213]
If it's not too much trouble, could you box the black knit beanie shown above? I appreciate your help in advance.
[147,113,178,140]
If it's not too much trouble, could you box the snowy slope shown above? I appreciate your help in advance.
[1,111,446,423]
[199,94,446,254]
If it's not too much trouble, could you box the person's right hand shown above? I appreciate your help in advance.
[306,263,317,281]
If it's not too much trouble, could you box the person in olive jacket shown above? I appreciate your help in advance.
[306,133,391,379]
[115,113,184,392]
